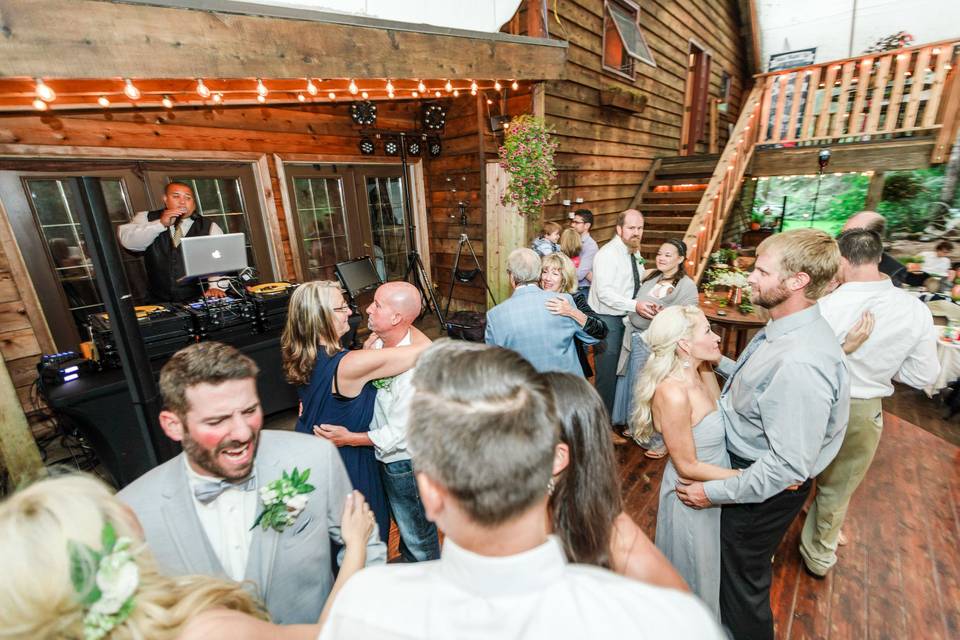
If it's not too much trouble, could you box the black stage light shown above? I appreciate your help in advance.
[427,136,442,158]
[359,136,375,155]
[350,100,378,127]
[384,135,400,156]
[406,137,422,157]
[421,102,447,130]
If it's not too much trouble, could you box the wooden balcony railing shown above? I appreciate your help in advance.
[682,84,764,281]
[755,39,960,162]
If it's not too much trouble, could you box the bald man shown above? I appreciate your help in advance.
[841,211,905,286]
[316,282,440,562]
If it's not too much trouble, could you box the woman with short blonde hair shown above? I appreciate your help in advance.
[0,473,374,639]
[539,252,607,376]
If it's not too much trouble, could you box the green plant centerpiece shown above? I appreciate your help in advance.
[705,266,754,314]
[498,115,559,219]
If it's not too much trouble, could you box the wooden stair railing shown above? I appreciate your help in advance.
[682,83,764,282]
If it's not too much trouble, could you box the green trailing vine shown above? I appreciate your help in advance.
[498,115,559,218]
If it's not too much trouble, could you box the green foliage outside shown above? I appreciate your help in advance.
[750,166,956,236]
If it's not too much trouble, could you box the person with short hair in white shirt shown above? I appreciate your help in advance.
[587,209,647,427]
[319,340,723,640]
[800,228,939,577]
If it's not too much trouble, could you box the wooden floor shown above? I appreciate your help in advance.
[617,412,960,639]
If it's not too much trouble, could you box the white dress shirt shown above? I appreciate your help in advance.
[818,278,939,399]
[319,536,723,640]
[587,235,641,316]
[368,331,414,464]
[183,457,256,582]
[117,210,223,251]
[920,251,951,277]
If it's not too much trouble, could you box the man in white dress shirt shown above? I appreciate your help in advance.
[316,281,440,561]
[117,181,227,302]
[118,342,386,624]
[588,209,646,426]
[320,340,723,640]
[799,228,939,576]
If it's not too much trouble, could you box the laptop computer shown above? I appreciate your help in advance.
[178,233,248,282]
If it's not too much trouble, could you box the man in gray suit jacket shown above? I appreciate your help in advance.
[118,342,386,624]
[485,248,599,375]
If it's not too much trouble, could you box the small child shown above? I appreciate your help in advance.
[560,227,582,268]
[531,221,562,257]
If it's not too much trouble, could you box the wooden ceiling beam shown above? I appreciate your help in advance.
[0,0,567,80]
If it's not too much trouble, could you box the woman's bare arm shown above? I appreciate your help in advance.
[609,513,689,591]
[335,328,431,396]
[176,610,318,640]
[653,383,738,482]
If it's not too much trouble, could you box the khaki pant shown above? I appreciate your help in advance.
[799,397,883,575]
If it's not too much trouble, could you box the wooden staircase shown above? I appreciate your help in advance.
[630,155,719,261]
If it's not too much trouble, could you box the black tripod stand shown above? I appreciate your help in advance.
[396,132,445,326]
[443,200,497,318]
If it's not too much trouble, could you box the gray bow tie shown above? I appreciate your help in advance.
[193,475,256,505]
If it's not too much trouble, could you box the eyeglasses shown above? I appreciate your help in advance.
[332,305,351,313]
[571,219,586,225]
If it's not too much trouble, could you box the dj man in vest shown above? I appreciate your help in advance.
[118,182,228,302]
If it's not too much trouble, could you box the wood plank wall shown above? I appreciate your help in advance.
[539,0,749,243]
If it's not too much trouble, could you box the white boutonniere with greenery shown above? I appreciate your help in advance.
[372,376,395,390]
[69,522,139,640]
[252,467,315,532]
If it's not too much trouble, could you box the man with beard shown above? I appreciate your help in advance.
[587,209,645,439]
[675,229,850,640]
[118,341,386,624]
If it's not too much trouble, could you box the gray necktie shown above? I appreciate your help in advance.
[193,475,256,505]
[171,220,184,247]
[721,328,767,396]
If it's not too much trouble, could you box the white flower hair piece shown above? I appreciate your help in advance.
[68,522,139,640]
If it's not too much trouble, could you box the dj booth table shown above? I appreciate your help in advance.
[44,332,298,487]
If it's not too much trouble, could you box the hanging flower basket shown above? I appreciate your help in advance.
[498,115,558,219]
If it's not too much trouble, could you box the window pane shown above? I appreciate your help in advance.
[101,179,132,223]
[292,177,349,281]
[366,176,408,282]
[28,180,72,226]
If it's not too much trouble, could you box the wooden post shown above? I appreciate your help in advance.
[865,171,886,210]
[0,355,44,489]
[526,0,547,38]
[485,162,527,307]
[709,99,719,154]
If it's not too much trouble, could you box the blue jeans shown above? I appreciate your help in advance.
[380,459,440,562]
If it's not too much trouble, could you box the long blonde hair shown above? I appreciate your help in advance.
[281,280,345,386]
[0,473,266,640]
[540,252,578,294]
[629,305,703,443]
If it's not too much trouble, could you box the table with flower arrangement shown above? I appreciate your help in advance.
[699,292,769,358]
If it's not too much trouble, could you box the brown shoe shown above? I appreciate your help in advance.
[610,431,630,446]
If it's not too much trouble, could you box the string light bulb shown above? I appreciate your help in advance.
[32,98,48,111]
[470,80,478,93]
[97,96,110,107]
[161,95,174,109]
[256,78,269,97]
[385,80,394,93]
[434,90,442,98]
[297,93,306,102]
[196,78,211,98]
[494,80,502,91]
[453,89,460,97]
[412,90,419,98]
[417,80,426,93]
[444,80,453,92]
[471,86,477,96]
[387,90,395,99]
[511,80,519,90]
[123,79,141,100]
[361,91,369,99]
[212,92,223,104]
[306,79,318,95]
[328,91,336,100]
[257,94,266,103]
[348,80,359,95]
[34,79,56,102]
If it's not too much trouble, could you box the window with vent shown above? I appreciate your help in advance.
[603,0,656,79]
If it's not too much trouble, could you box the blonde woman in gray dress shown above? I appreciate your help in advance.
[631,305,741,620]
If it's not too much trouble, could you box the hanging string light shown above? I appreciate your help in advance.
[494,80,502,91]
[97,96,110,107]
[453,89,460,97]
[434,90,442,98]
[387,90,395,99]
[196,79,211,98]
[306,79,318,95]
[32,98,48,111]
[328,91,337,100]
[470,80,478,93]
[256,78,269,97]
[511,80,519,90]
[257,95,267,104]
[161,95,174,109]
[412,90,419,98]
[123,79,141,100]
[34,79,56,102]
[348,80,359,95]
[417,80,426,93]
[360,91,369,99]
[212,92,223,104]
[444,80,453,92]
[385,80,394,93]
[297,93,306,102]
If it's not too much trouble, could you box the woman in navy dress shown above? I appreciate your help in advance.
[281,281,429,542]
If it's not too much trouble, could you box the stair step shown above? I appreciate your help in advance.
[659,154,721,165]
[642,191,703,203]
[650,177,711,186]
[643,216,694,229]
[638,203,698,213]
[655,163,717,176]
